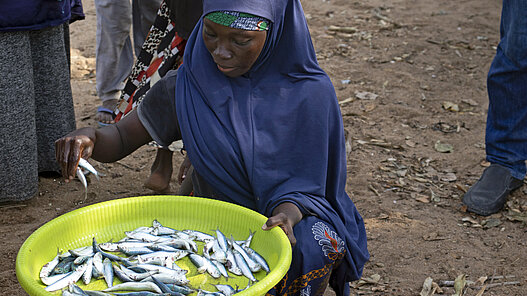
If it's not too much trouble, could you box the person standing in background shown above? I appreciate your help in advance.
[113,0,203,193]
[0,0,83,202]
[463,0,526,215]
[93,0,162,126]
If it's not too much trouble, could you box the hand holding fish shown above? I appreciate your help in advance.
[55,127,97,182]
[262,202,303,246]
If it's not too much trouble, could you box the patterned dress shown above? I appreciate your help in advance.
[114,1,187,124]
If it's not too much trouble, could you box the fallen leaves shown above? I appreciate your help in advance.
[434,140,454,153]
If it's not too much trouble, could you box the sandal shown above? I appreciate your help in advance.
[96,106,116,127]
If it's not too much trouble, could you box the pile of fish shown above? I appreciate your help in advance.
[39,220,270,295]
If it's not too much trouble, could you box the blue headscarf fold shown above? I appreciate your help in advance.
[176,0,369,283]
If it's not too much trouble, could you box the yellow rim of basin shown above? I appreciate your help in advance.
[16,195,292,296]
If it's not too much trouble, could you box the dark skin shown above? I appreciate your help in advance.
[55,18,303,246]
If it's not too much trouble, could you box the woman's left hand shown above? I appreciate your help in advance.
[262,202,303,246]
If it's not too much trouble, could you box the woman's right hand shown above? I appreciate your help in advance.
[55,127,97,182]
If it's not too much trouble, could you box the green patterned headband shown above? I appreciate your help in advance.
[205,11,270,31]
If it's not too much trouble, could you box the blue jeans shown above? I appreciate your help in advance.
[486,0,527,180]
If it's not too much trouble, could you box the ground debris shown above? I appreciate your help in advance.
[351,273,385,293]
[434,140,454,153]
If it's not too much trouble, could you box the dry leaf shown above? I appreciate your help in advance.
[453,274,466,296]
[355,91,379,100]
[413,193,430,203]
[434,140,454,153]
[405,139,417,147]
[440,172,457,182]
[442,101,460,112]
[461,98,479,106]
[420,277,434,296]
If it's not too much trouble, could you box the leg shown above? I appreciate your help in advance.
[267,216,348,296]
[0,31,38,202]
[177,155,194,195]
[131,0,163,56]
[463,0,527,215]
[94,0,133,124]
[144,147,173,192]
[30,25,76,173]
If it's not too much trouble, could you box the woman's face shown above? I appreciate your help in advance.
[202,18,267,77]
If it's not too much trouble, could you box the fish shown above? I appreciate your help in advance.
[76,167,88,195]
[152,219,177,235]
[45,262,88,292]
[82,257,94,285]
[197,289,225,296]
[188,253,221,278]
[181,229,215,242]
[78,158,100,179]
[233,250,256,282]
[224,248,242,276]
[245,247,270,273]
[215,228,229,252]
[236,230,255,249]
[118,245,155,256]
[40,272,69,286]
[230,237,261,272]
[83,291,113,296]
[102,281,163,294]
[212,259,229,279]
[52,256,75,275]
[210,239,227,263]
[68,283,89,295]
[165,283,194,295]
[140,272,190,286]
[102,258,114,288]
[91,252,104,278]
[116,264,157,281]
[202,240,214,259]
[39,250,61,284]
[214,284,237,296]
[70,246,95,258]
[112,264,133,283]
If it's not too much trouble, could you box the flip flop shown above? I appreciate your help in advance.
[96,106,116,127]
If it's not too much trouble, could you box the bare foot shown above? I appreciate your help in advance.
[144,148,173,193]
[94,99,118,124]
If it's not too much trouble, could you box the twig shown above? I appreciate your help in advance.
[0,204,27,209]
[368,184,381,196]
[372,8,403,28]
[472,281,520,289]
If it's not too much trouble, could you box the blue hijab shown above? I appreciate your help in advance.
[176,0,369,282]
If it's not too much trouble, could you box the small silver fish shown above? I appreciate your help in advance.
[81,257,94,285]
[246,246,270,273]
[91,252,104,279]
[182,229,215,242]
[233,250,256,282]
[78,158,100,180]
[225,248,242,276]
[102,258,113,288]
[39,250,60,284]
[45,262,88,292]
[215,228,229,252]
[102,281,163,294]
[230,237,261,272]
[76,166,88,199]
[214,284,237,296]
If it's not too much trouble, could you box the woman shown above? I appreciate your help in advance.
[0,0,82,202]
[112,0,202,193]
[55,0,369,294]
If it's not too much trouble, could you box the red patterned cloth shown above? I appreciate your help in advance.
[115,1,186,122]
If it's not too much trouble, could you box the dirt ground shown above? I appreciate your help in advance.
[2,0,526,295]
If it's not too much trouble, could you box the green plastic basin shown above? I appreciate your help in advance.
[16,195,292,296]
